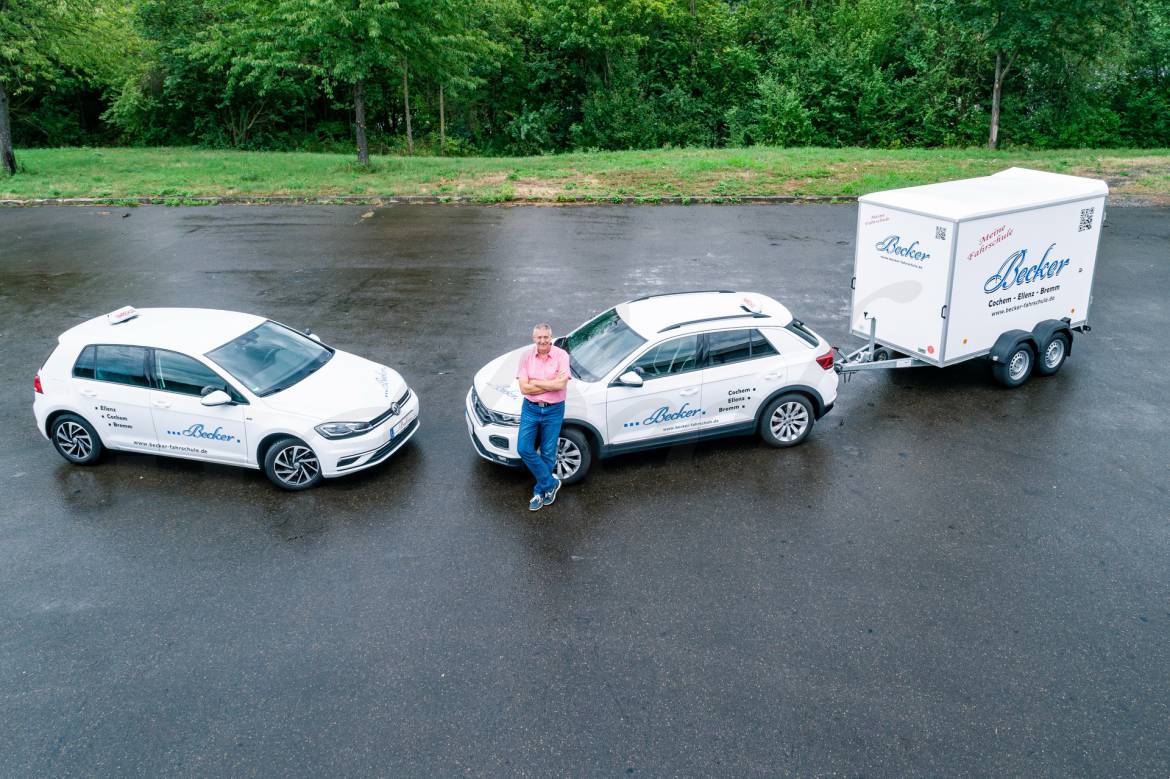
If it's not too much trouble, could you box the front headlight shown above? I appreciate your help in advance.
[471,386,520,427]
[489,410,521,426]
[315,421,373,439]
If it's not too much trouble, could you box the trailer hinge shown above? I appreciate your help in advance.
[850,276,856,291]
[940,305,948,319]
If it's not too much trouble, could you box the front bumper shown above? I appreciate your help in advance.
[465,388,522,467]
[317,390,421,477]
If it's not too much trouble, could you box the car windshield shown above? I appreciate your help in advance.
[563,307,646,382]
[206,321,333,397]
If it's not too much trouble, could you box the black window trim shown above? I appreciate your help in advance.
[147,347,249,404]
[72,343,150,388]
[614,327,784,384]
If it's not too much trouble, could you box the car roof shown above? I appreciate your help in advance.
[615,291,793,339]
[59,308,267,355]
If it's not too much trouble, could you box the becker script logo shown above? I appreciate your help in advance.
[984,243,1070,293]
[875,235,930,261]
[166,423,239,443]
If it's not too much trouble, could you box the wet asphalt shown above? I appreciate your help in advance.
[1,204,1168,777]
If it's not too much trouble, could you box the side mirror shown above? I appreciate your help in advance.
[617,370,643,387]
[200,389,233,407]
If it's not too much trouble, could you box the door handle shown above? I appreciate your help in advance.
[680,387,699,397]
[152,400,172,409]
[80,389,97,398]
[763,372,782,381]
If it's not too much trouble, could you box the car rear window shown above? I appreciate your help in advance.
[94,345,149,387]
[785,321,819,348]
[72,345,96,379]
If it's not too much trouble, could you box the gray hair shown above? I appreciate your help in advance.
[532,323,553,334]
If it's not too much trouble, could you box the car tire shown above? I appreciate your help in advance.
[759,393,815,448]
[1035,332,1069,377]
[555,427,592,485]
[263,437,323,490]
[992,342,1035,388]
[50,413,103,465]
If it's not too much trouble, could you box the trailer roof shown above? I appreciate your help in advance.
[858,167,1108,221]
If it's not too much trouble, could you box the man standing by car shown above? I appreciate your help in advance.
[516,323,570,511]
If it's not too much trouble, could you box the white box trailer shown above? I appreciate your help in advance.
[838,167,1108,387]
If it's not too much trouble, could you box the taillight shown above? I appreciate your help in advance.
[34,374,44,394]
[816,351,834,371]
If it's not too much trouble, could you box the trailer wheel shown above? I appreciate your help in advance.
[992,343,1034,388]
[1035,332,1069,376]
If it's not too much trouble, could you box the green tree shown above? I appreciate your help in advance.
[944,0,1126,149]
[0,0,132,173]
[193,0,490,163]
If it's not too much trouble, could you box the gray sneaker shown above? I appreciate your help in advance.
[528,493,544,511]
[542,477,562,506]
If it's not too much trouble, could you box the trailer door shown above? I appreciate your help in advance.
[852,203,954,364]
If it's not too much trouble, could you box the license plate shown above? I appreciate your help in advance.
[392,409,418,439]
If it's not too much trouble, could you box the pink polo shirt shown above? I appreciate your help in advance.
[516,345,570,404]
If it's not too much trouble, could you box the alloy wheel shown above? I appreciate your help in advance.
[272,445,320,487]
[770,401,809,443]
[555,437,582,479]
[55,421,93,461]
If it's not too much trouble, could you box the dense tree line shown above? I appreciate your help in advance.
[3,0,1168,171]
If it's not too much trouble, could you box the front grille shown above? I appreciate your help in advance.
[471,388,493,426]
[368,387,413,428]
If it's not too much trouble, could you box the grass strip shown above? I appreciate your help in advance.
[3,147,1169,204]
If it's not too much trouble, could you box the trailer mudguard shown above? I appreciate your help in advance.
[1031,319,1074,356]
[989,330,1034,364]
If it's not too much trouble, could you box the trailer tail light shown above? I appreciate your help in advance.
[816,352,834,371]
[34,374,44,394]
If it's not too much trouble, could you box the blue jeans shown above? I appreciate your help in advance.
[517,399,564,496]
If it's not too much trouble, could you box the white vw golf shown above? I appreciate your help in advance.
[33,307,419,490]
[466,290,838,484]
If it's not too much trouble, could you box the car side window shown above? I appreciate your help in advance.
[707,329,779,366]
[72,345,96,379]
[750,329,778,358]
[629,334,701,378]
[153,349,243,401]
[94,345,149,387]
[707,330,753,365]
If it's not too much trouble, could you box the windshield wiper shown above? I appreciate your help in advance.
[264,377,303,395]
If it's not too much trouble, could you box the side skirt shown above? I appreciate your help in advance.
[600,421,757,459]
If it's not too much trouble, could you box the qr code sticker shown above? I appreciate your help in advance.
[1079,207,1094,232]
[934,226,947,240]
